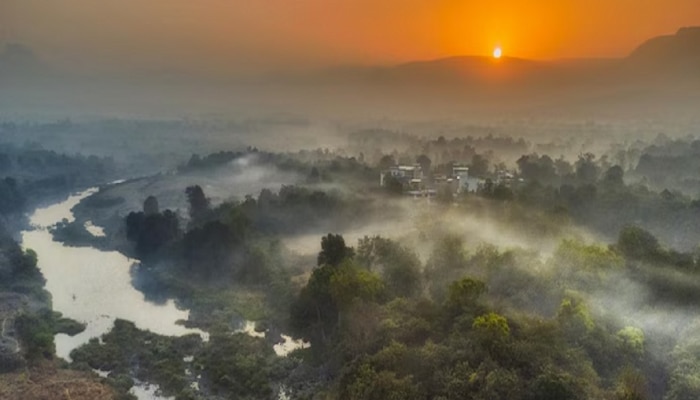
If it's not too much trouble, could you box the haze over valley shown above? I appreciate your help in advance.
[2,2,700,399]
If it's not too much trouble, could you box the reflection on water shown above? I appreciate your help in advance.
[130,380,174,400]
[21,188,207,362]
[84,221,106,237]
[234,320,266,338]
[273,333,310,357]
[235,320,309,357]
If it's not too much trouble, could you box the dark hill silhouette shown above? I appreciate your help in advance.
[297,27,700,90]
[301,55,567,88]
[2,28,698,117]
[387,56,546,84]
[626,27,700,74]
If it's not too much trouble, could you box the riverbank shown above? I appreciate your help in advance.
[15,187,210,399]
[45,176,317,398]
[21,188,208,357]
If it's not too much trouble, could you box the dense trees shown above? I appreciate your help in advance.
[357,236,422,298]
[0,177,24,214]
[198,333,275,398]
[291,234,387,349]
[183,221,240,278]
[0,142,114,211]
[285,231,671,399]
[15,311,55,361]
[125,206,180,257]
[0,236,42,286]
[71,319,204,397]
[100,139,700,399]
[114,163,700,399]
[517,154,557,185]
[617,226,662,260]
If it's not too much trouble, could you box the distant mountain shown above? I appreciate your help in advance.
[295,27,700,90]
[626,27,700,74]
[2,29,698,118]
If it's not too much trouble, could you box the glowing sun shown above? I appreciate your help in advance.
[493,47,503,59]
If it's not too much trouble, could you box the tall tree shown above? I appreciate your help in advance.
[416,154,432,174]
[143,195,159,216]
[318,233,354,267]
[185,185,209,223]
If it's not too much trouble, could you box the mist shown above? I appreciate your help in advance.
[3,3,700,400]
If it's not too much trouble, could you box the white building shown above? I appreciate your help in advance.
[380,164,423,187]
[451,166,472,193]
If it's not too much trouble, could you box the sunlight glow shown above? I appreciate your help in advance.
[493,47,503,59]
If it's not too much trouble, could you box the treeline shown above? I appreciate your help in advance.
[123,186,300,315]
[284,227,700,399]
[122,182,394,313]
[347,129,531,167]
[495,152,700,250]
[630,135,700,195]
[0,235,43,295]
[99,141,700,399]
[0,142,115,212]
[124,183,380,260]
[178,149,376,188]
[0,177,24,215]
[68,223,700,399]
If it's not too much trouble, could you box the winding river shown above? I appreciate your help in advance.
[20,186,307,399]
[21,188,207,399]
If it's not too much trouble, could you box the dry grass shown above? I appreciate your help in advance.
[0,361,117,400]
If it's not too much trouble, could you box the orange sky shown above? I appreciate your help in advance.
[2,0,699,74]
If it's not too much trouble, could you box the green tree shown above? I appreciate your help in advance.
[329,261,384,311]
[185,185,209,223]
[575,153,599,184]
[318,233,354,267]
[416,154,432,174]
[291,259,383,347]
[616,226,661,260]
[602,165,625,188]
[470,154,489,177]
[529,371,585,400]
[446,277,486,314]
[15,310,55,361]
[183,221,238,278]
[557,296,594,342]
[379,154,397,170]
[341,362,422,400]
[425,235,469,301]
[357,236,422,298]
[290,265,338,344]
[615,367,648,400]
[143,195,160,216]
[617,327,645,359]
[472,312,510,352]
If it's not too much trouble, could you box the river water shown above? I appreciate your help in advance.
[20,186,308,399]
[20,188,206,399]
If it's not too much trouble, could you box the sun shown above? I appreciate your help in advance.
[493,47,503,59]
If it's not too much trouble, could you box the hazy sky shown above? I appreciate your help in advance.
[2,0,699,75]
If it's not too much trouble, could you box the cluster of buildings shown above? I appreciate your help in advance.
[379,163,519,199]
[379,164,482,198]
